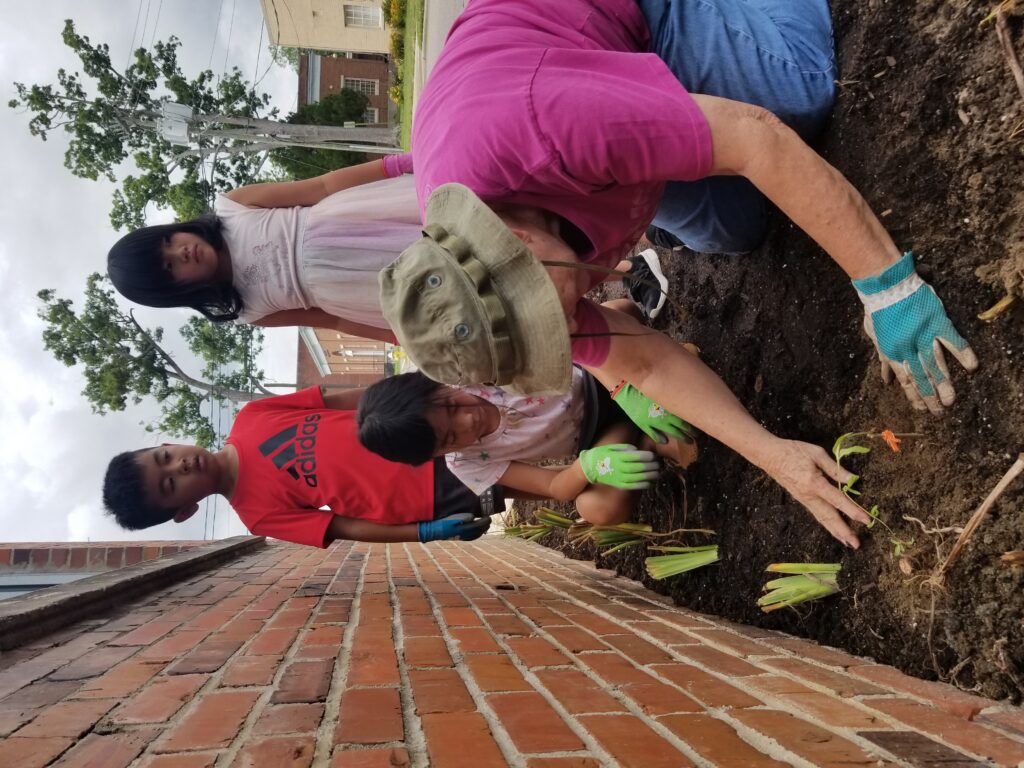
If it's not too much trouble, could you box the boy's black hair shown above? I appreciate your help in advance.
[356,372,445,466]
[106,214,244,322]
[102,449,177,531]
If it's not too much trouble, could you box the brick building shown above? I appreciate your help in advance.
[296,329,391,390]
[0,542,203,602]
[1,535,1023,766]
[300,52,394,126]
[260,0,389,54]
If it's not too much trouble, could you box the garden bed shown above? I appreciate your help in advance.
[519,0,1024,703]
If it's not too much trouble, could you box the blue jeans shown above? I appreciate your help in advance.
[637,0,838,253]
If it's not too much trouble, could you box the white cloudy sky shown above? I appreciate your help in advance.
[0,1,299,543]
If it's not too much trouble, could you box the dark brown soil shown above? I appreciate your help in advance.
[523,0,1024,703]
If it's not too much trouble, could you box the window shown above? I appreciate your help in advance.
[343,5,382,28]
[341,77,379,96]
[361,107,380,124]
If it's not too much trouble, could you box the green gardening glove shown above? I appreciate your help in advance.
[578,444,660,489]
[611,382,694,445]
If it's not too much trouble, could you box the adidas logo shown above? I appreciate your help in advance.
[257,414,322,488]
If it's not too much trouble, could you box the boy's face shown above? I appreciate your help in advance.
[426,389,496,455]
[136,444,221,522]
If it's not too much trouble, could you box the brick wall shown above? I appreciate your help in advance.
[1,538,1022,766]
[0,542,204,573]
[299,54,393,123]
[318,57,391,124]
[296,338,383,390]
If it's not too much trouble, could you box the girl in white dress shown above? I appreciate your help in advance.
[107,155,417,342]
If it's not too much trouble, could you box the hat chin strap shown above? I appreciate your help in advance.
[540,259,628,279]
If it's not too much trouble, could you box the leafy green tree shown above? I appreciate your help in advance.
[10,20,396,231]
[270,90,370,180]
[38,274,271,447]
[9,20,271,231]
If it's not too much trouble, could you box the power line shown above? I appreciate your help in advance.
[252,21,265,84]
[208,0,227,70]
[221,0,238,77]
[273,148,332,175]
[148,0,164,47]
[124,0,145,72]
[138,0,153,55]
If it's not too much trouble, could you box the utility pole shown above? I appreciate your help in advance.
[157,103,402,155]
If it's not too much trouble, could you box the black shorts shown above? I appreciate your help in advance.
[577,369,627,451]
[432,459,504,520]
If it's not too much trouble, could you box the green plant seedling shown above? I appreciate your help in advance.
[758,563,841,612]
[831,431,917,552]
[645,546,719,580]
[585,523,654,554]
[832,432,882,518]
[503,524,552,542]
[533,508,576,529]
[505,507,576,542]
[890,537,915,557]
[570,521,714,555]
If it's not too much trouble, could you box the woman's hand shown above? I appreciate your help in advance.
[757,439,870,549]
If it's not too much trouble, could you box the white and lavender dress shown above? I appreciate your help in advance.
[214,173,421,329]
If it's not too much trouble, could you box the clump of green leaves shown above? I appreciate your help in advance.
[569,521,715,556]
[832,432,915,557]
[504,507,575,541]
[504,524,554,542]
[758,563,841,612]
[505,508,714,558]
[645,546,719,580]
[570,521,646,554]
[533,508,576,530]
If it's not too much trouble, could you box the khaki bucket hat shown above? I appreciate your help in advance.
[379,183,571,394]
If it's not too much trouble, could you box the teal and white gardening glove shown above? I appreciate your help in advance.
[579,444,660,490]
[418,513,490,543]
[610,382,694,444]
[853,252,978,414]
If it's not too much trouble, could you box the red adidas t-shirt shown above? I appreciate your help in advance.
[226,387,434,547]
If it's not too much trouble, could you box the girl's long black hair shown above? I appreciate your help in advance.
[107,214,244,322]
[357,372,444,466]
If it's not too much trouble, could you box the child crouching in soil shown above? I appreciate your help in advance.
[356,367,696,526]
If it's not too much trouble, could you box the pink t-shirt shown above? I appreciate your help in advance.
[413,0,713,365]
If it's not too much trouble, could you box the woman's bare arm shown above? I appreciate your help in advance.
[224,157,392,209]
[692,93,900,280]
[585,304,870,547]
[252,308,397,344]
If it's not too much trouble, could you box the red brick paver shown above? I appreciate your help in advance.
[488,691,585,752]
[2,538,1021,768]
[867,697,1024,765]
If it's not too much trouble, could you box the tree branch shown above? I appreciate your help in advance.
[127,310,269,403]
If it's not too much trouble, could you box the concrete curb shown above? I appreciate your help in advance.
[0,535,266,651]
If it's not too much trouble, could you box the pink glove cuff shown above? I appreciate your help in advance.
[382,152,414,177]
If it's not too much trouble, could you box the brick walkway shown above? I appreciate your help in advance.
[0,537,1022,767]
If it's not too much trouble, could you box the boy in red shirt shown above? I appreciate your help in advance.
[102,386,497,546]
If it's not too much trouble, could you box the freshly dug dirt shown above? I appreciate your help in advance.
[524,0,1024,702]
